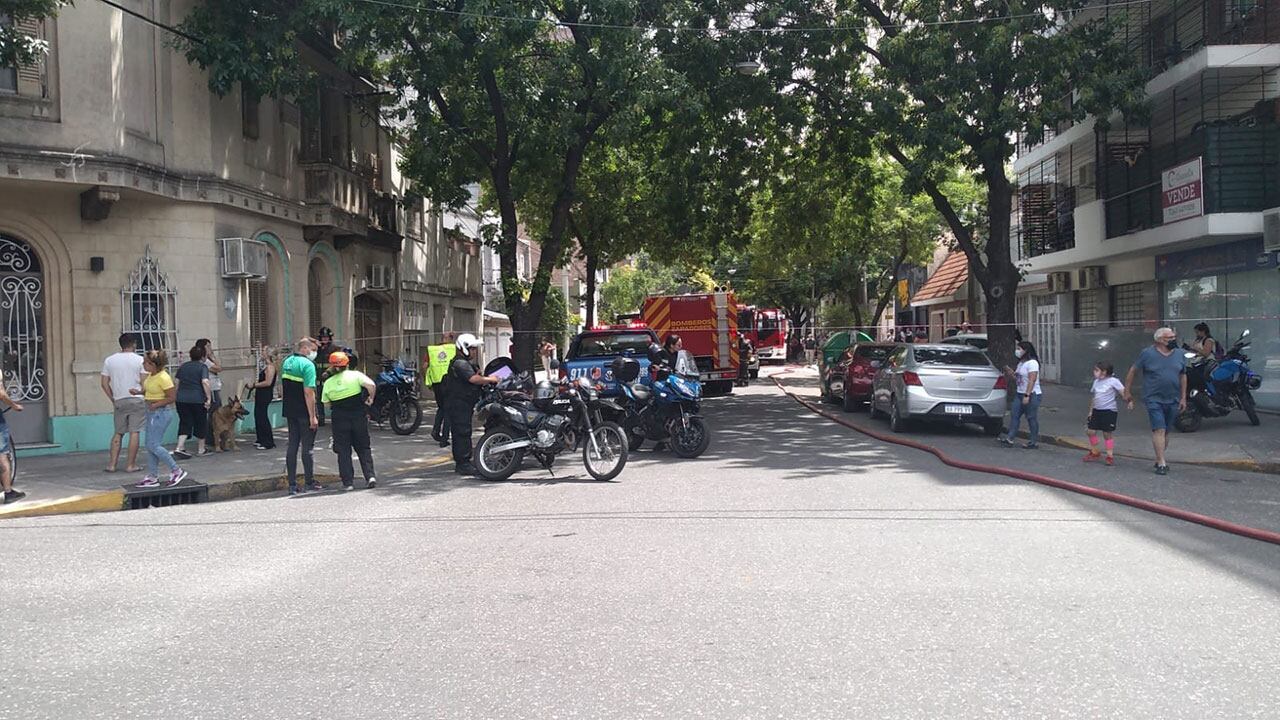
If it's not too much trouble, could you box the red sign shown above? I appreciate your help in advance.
[1161,158,1203,224]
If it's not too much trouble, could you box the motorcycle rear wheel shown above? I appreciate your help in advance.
[670,417,710,458]
[475,428,524,481]
[1174,410,1201,433]
[390,399,424,435]
[582,422,628,481]
[1240,389,1261,426]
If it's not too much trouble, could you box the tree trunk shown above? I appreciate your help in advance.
[584,248,599,328]
[871,238,911,337]
[979,151,1020,374]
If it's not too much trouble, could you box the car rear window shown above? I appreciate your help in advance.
[572,333,654,358]
[912,347,991,367]
[854,345,892,360]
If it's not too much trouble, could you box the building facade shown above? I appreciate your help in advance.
[0,2,479,453]
[1013,0,1280,406]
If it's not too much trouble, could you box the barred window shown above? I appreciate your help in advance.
[247,279,269,350]
[1111,283,1146,327]
[1075,290,1100,328]
[121,248,179,369]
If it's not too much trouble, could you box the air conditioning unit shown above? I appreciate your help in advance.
[220,238,269,279]
[1077,162,1096,188]
[1076,266,1105,290]
[1048,271,1071,294]
[367,263,392,291]
[1263,209,1280,253]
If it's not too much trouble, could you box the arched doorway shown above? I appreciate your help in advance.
[353,294,383,372]
[0,234,48,444]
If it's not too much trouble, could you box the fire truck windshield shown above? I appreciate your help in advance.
[758,314,780,341]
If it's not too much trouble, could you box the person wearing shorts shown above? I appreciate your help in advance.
[1085,361,1126,466]
[0,368,26,504]
[101,333,147,473]
[1124,327,1187,476]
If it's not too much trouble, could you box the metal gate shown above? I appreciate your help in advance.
[1032,298,1060,382]
[0,234,48,444]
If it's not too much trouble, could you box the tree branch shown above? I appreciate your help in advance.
[883,142,989,282]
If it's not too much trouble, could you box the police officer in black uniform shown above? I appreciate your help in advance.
[441,333,499,476]
[314,327,338,427]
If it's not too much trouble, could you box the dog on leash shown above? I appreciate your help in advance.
[211,395,249,451]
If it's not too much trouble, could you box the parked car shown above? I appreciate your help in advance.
[817,330,874,398]
[836,343,897,411]
[939,333,988,350]
[870,344,1006,435]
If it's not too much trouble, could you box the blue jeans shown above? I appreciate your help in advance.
[1007,392,1042,445]
[144,407,179,477]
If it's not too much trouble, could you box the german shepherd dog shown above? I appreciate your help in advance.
[211,396,249,451]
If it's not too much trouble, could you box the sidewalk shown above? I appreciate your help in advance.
[1,423,453,519]
[1030,382,1280,473]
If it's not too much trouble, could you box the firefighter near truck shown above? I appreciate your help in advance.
[642,292,741,396]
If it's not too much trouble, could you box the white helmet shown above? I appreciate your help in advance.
[456,333,482,353]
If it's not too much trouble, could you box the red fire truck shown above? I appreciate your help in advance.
[738,306,789,364]
[642,291,740,393]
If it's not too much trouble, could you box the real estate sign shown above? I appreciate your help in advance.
[1161,157,1203,224]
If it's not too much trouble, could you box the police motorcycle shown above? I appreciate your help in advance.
[367,353,424,435]
[608,345,710,458]
[1175,329,1263,433]
[472,359,629,481]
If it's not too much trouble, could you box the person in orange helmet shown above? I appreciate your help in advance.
[320,350,378,490]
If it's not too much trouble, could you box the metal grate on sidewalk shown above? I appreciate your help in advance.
[121,478,209,510]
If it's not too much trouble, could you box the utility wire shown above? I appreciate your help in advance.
[92,0,204,44]
[352,0,1156,34]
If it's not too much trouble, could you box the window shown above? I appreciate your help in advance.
[1,14,44,98]
[121,249,179,368]
[1075,290,1100,328]
[911,347,992,367]
[570,332,655,359]
[1110,283,1147,327]
[241,87,260,139]
[307,260,324,331]
[247,279,268,349]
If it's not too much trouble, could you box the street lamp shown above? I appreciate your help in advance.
[733,60,761,76]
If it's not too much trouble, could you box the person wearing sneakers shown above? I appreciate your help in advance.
[441,333,500,476]
[281,337,323,494]
[321,351,378,490]
[1001,341,1043,449]
[1124,327,1188,477]
[1085,361,1126,466]
[132,350,188,488]
[0,367,26,504]
[172,345,212,460]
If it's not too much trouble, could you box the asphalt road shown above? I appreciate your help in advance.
[2,376,1278,719]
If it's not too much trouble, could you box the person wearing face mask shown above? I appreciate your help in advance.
[1123,327,1188,476]
[280,337,323,494]
[1000,341,1043,449]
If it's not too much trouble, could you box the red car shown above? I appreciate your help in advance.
[834,343,897,412]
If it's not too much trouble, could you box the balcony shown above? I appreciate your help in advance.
[1017,184,1078,259]
[1104,122,1280,238]
[301,161,371,240]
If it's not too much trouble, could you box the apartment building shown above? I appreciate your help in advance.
[0,2,480,453]
[1013,0,1280,407]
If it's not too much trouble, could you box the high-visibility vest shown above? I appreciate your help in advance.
[425,344,457,386]
[322,369,372,413]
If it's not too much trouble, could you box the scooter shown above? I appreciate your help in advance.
[1175,329,1262,433]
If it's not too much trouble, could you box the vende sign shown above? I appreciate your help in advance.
[1162,157,1203,224]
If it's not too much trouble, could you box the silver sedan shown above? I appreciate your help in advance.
[870,344,1007,435]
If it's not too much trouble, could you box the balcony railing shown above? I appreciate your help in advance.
[1104,122,1280,238]
[302,162,369,219]
[1017,183,1079,259]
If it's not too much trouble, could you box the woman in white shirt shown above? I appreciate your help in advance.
[1001,341,1043,449]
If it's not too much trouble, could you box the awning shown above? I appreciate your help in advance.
[483,309,511,325]
[910,252,970,308]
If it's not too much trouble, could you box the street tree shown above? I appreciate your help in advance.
[0,0,70,66]
[176,0,712,371]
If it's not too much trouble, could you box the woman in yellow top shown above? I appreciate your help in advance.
[130,350,188,487]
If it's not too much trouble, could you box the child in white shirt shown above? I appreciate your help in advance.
[1086,361,1126,465]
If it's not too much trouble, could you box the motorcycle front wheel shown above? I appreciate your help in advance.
[390,397,424,435]
[1240,389,1261,426]
[475,427,524,481]
[669,416,710,458]
[582,421,628,481]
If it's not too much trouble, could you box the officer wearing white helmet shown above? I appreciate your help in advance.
[440,332,500,475]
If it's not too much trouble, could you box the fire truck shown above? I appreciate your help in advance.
[642,291,740,393]
[738,306,789,364]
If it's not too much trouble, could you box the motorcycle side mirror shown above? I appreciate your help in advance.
[1240,329,1251,339]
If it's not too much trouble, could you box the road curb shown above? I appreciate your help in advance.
[1,453,454,520]
[1012,430,1278,476]
[770,372,1280,547]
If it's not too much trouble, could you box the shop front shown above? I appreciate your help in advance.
[1157,237,1280,411]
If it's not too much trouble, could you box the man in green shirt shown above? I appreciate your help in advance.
[321,351,378,490]
[280,337,321,494]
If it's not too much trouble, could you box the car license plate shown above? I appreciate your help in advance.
[944,404,973,415]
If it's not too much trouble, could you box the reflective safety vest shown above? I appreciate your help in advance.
[322,369,372,413]
[425,343,457,386]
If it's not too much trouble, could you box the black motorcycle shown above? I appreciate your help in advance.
[368,356,424,435]
[472,368,629,482]
[1176,329,1263,432]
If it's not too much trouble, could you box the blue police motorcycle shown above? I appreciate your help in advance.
[1176,329,1262,433]
[608,347,711,458]
[368,355,423,435]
